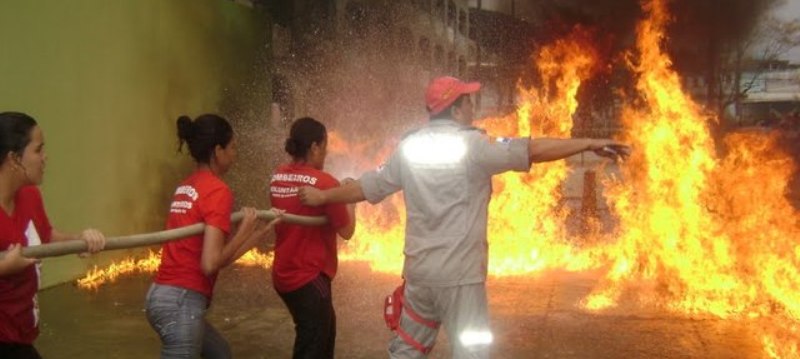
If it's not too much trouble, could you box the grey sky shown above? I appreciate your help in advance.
[773,0,800,62]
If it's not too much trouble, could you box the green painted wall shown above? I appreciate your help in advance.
[0,0,270,288]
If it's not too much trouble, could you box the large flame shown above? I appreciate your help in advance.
[479,27,602,274]
[76,0,800,356]
[333,27,603,275]
[583,0,723,313]
[582,0,800,357]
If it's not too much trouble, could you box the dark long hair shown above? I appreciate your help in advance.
[285,117,327,160]
[176,114,233,164]
[0,112,38,165]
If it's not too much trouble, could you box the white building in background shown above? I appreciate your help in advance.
[266,0,474,126]
[741,68,800,100]
[734,67,800,125]
[682,61,800,126]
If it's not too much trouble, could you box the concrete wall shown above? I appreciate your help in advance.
[0,0,269,288]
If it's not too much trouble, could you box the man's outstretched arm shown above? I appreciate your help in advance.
[529,138,630,163]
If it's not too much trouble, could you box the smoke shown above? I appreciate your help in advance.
[497,0,778,63]
[668,0,780,71]
[497,0,782,130]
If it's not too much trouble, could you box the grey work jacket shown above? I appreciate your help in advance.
[360,119,531,287]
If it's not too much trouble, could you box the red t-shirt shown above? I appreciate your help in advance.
[154,169,232,299]
[269,163,350,293]
[0,186,52,344]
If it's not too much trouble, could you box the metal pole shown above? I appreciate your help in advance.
[0,209,327,260]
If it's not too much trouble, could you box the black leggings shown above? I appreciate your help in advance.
[278,274,336,359]
[0,343,42,359]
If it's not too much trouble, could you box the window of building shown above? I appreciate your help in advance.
[434,45,444,73]
[346,3,368,38]
[306,0,335,39]
[434,0,445,20]
[458,10,467,36]
[419,37,431,70]
[308,0,333,22]
[447,1,457,28]
[397,29,414,62]
[271,74,294,127]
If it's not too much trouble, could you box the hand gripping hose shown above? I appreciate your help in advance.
[0,209,327,260]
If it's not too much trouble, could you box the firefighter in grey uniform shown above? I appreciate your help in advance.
[299,76,630,358]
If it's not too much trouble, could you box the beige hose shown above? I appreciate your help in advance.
[0,209,326,260]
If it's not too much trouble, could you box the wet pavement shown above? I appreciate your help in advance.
[35,262,765,358]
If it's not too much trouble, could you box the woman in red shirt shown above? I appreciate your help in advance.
[269,117,356,359]
[0,112,106,359]
[146,114,281,358]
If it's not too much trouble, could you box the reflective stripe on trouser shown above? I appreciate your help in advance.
[388,282,491,359]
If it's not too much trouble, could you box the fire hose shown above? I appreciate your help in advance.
[0,209,327,260]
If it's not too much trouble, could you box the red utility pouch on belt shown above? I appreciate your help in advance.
[383,282,440,354]
[384,284,404,330]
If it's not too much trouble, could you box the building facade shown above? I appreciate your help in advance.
[264,0,475,128]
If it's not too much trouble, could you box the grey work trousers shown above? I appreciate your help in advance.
[388,282,491,359]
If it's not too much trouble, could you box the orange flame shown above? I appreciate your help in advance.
[583,0,722,313]
[334,27,602,275]
[479,27,602,274]
[76,249,273,290]
[77,0,800,355]
[77,250,161,290]
[580,0,800,356]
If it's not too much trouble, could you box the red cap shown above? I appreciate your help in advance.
[425,76,481,116]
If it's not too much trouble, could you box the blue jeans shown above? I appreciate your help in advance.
[145,283,231,359]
